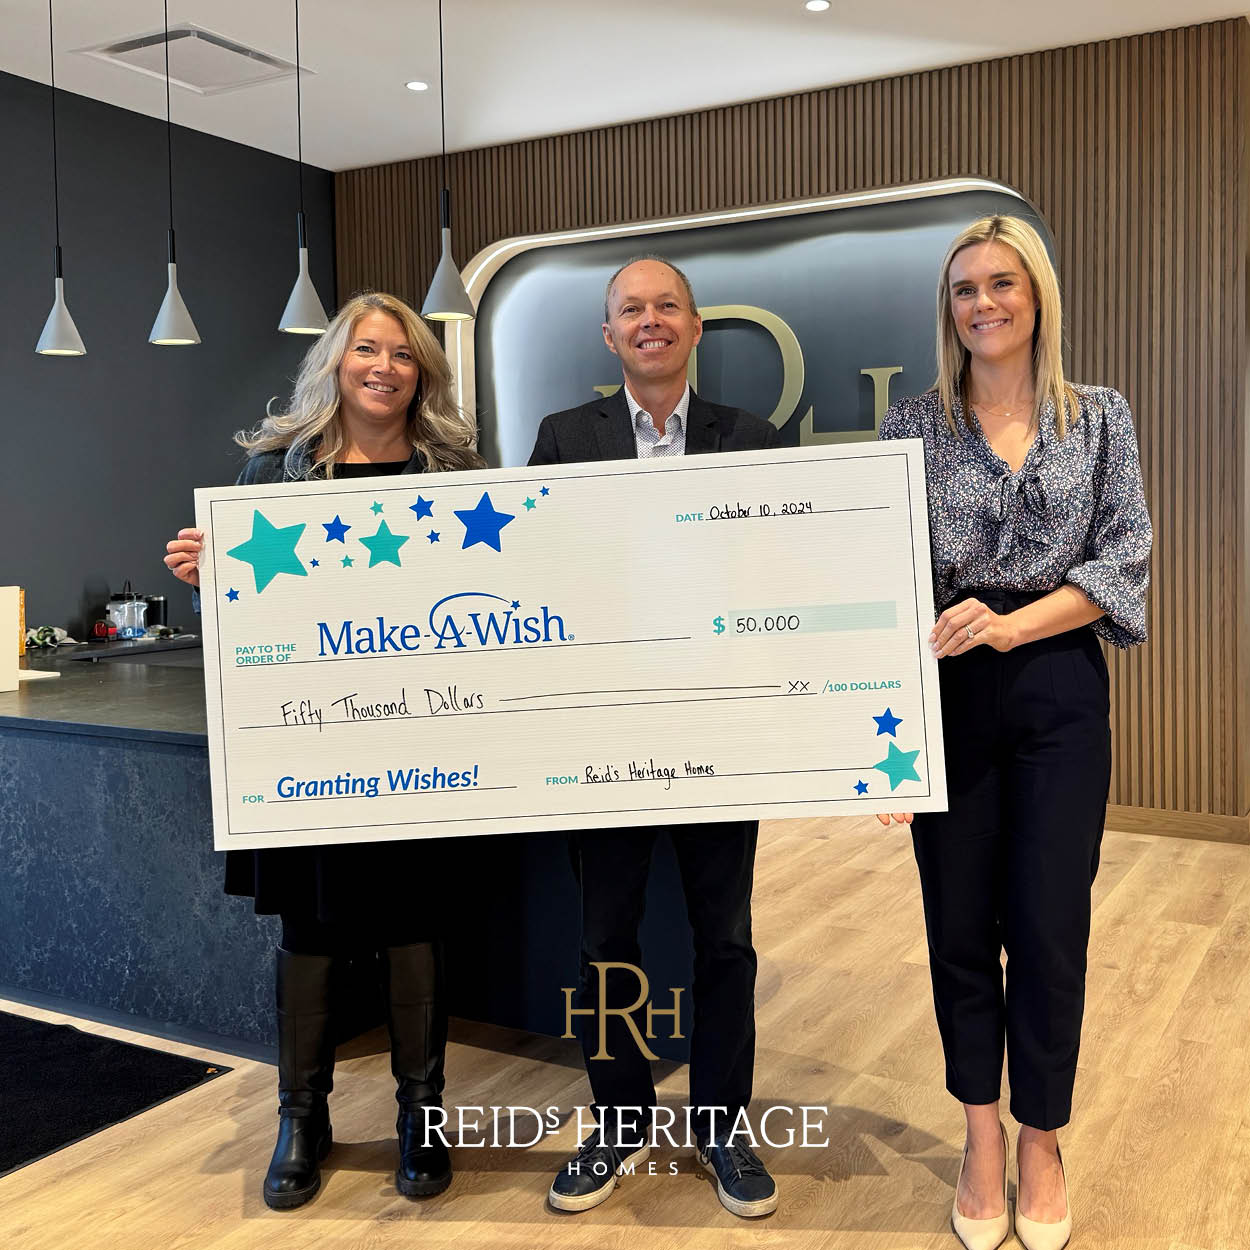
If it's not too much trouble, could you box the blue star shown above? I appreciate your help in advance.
[410,495,434,520]
[427,530,440,543]
[370,501,384,515]
[359,520,410,568]
[310,558,319,568]
[523,497,536,510]
[342,555,354,568]
[511,600,521,610]
[226,510,306,594]
[323,515,351,543]
[540,486,549,496]
[225,588,239,602]
[874,707,903,736]
[854,779,868,796]
[455,491,515,552]
[873,742,922,791]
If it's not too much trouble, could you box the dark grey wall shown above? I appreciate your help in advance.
[0,70,335,635]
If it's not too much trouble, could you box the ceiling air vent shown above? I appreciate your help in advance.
[76,23,302,95]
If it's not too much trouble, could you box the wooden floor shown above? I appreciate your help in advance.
[3,816,1249,1250]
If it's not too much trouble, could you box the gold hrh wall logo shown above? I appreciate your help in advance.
[453,178,1056,470]
[561,962,685,1061]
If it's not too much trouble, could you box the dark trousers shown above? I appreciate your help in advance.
[912,594,1111,1131]
[574,821,759,1143]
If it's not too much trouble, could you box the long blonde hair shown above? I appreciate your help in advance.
[237,291,485,476]
[934,215,1078,438]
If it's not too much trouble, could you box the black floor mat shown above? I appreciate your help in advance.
[0,1011,229,1176]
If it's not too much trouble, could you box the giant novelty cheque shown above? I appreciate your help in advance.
[196,442,947,850]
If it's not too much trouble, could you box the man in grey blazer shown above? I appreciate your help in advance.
[530,256,780,1219]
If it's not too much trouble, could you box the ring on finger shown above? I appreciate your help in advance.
[965,624,975,640]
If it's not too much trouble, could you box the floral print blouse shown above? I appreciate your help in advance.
[879,385,1152,648]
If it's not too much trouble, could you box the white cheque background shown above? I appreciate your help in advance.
[196,442,946,850]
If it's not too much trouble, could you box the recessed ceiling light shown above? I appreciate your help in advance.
[405,80,429,91]
[805,1,831,10]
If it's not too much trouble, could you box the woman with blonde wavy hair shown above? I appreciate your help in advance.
[235,289,482,479]
[164,290,483,1211]
[878,217,1152,1250]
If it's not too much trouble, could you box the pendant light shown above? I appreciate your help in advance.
[421,0,474,322]
[149,0,200,345]
[35,0,85,356]
[278,0,327,334]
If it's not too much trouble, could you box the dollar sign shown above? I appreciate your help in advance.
[713,615,725,635]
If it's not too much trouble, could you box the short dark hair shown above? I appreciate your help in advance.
[603,254,697,322]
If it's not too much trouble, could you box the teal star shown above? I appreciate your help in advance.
[226,510,306,594]
[872,742,922,791]
[523,497,536,510]
[359,520,410,568]
[371,501,384,515]
[342,555,354,568]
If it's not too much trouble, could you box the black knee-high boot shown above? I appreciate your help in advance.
[263,948,337,1210]
[383,942,452,1197]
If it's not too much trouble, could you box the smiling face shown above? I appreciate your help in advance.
[947,240,1039,371]
[601,260,702,390]
[336,310,420,432]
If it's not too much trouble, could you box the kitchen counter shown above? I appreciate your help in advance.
[4,645,208,745]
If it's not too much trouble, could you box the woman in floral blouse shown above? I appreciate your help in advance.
[879,215,1152,1250]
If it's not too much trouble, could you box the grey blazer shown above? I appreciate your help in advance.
[527,387,779,466]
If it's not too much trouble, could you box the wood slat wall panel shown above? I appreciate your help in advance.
[335,20,1249,822]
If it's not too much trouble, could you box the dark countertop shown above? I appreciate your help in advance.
[2,646,208,746]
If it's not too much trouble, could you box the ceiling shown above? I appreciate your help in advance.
[0,0,1243,172]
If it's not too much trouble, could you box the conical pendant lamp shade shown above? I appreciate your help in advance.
[151,8,199,348]
[150,260,201,345]
[36,275,86,356]
[280,10,325,336]
[279,247,328,333]
[422,225,474,321]
[40,4,83,356]
[422,3,473,322]
[279,212,327,334]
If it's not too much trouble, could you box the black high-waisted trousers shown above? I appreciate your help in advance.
[911,588,1112,1131]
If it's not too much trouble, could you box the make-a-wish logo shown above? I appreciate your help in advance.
[316,591,572,656]
[426,592,570,650]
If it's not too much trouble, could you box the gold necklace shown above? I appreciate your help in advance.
[971,395,1033,419]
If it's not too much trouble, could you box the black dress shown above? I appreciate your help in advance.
[223,460,450,931]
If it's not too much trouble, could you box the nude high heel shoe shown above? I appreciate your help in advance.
[1014,1143,1071,1250]
[951,1122,1010,1250]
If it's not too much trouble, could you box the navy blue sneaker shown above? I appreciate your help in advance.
[548,1133,650,1212]
[696,1137,778,1217]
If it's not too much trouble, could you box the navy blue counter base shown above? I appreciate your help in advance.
[1,657,696,1061]
[0,726,278,1046]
